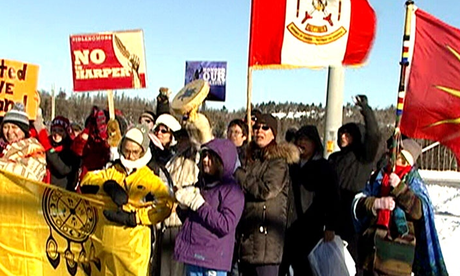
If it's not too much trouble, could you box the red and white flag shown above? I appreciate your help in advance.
[248,0,376,68]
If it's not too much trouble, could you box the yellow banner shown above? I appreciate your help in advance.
[0,59,40,119]
[0,169,146,276]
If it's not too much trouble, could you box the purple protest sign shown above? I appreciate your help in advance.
[185,61,227,101]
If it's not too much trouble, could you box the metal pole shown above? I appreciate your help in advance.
[323,66,344,158]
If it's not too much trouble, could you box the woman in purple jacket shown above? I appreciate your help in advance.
[174,138,245,276]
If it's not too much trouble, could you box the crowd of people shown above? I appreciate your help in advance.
[0,91,449,276]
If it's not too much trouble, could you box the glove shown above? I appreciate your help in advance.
[353,94,368,108]
[103,209,136,227]
[372,197,395,215]
[389,173,401,188]
[175,187,205,211]
[107,119,122,147]
[80,185,100,194]
[103,180,128,206]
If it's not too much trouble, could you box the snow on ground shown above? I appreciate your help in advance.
[421,170,460,275]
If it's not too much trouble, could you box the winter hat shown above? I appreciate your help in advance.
[139,110,155,123]
[2,102,30,136]
[51,116,70,131]
[154,114,181,132]
[255,113,278,137]
[295,125,324,156]
[401,138,422,166]
[154,114,181,146]
[123,124,150,154]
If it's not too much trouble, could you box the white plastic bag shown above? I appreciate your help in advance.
[308,236,355,276]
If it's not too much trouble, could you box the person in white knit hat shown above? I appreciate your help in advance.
[80,123,174,276]
[0,103,46,182]
[152,113,182,166]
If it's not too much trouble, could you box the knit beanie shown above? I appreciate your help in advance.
[256,113,278,138]
[401,138,422,166]
[139,111,155,123]
[122,124,150,154]
[51,116,70,132]
[2,102,30,136]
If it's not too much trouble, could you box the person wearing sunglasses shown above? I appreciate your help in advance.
[139,110,156,132]
[152,114,182,166]
[280,125,340,276]
[234,113,299,276]
[242,109,262,127]
[352,139,447,276]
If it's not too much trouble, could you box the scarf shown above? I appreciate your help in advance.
[356,168,448,276]
[120,148,152,174]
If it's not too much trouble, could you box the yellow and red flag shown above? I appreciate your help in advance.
[401,8,460,163]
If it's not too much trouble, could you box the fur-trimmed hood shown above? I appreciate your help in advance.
[248,141,300,165]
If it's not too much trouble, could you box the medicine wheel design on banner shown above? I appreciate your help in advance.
[42,188,100,276]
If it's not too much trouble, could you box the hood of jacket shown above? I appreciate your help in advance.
[202,138,237,180]
[337,122,363,150]
[248,141,300,165]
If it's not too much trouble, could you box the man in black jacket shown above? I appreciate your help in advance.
[328,95,380,274]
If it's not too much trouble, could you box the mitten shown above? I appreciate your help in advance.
[96,110,108,140]
[389,173,401,188]
[175,187,205,211]
[80,185,100,194]
[107,119,122,147]
[103,180,128,206]
[103,209,136,227]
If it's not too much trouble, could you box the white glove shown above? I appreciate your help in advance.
[389,173,401,188]
[175,187,205,211]
[372,197,395,215]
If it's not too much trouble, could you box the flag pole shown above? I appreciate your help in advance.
[246,67,253,142]
[377,0,415,228]
[391,0,415,163]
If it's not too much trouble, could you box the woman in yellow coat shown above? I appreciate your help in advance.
[81,124,174,276]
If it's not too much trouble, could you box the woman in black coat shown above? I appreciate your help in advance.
[282,125,340,276]
[44,116,81,191]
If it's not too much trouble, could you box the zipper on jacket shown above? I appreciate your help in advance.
[259,205,267,235]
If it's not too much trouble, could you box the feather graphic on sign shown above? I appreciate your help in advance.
[113,34,141,88]
[114,35,131,59]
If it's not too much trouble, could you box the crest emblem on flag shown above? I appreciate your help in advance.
[287,0,347,45]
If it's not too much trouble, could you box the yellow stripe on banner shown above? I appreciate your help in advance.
[0,169,148,276]
[397,103,404,110]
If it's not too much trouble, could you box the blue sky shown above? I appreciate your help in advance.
[1,0,460,111]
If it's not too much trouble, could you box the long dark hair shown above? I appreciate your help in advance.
[199,149,224,182]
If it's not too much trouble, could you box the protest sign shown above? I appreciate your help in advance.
[0,59,39,118]
[185,61,227,101]
[70,30,147,92]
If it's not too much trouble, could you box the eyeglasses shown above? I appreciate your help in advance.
[253,124,270,131]
[154,127,169,134]
[228,130,243,136]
